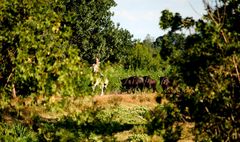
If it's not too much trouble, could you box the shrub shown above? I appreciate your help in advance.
[0,122,37,142]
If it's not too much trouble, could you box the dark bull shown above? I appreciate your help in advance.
[121,76,157,93]
[121,76,144,93]
[160,77,170,91]
[143,76,157,92]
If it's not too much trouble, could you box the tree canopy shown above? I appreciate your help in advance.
[0,0,134,96]
[155,0,240,140]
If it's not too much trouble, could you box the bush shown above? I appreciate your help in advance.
[0,122,37,142]
[127,134,149,142]
[123,43,163,71]
[146,103,182,142]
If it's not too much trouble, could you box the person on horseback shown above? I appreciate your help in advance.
[90,57,109,96]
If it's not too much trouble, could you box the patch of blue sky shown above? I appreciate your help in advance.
[111,0,206,40]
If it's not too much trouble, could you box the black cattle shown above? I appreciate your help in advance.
[121,77,132,91]
[121,76,144,93]
[134,76,144,91]
[160,77,170,91]
[143,76,157,92]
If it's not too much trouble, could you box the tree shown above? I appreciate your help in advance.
[152,0,240,141]
[154,33,185,62]
[0,0,135,97]
[125,42,162,71]
[104,25,134,64]
[61,0,134,64]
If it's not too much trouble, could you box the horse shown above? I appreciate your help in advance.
[91,74,109,96]
[90,57,109,96]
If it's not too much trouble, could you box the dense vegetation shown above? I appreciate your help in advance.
[0,0,239,141]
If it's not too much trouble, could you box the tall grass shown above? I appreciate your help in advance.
[0,122,38,141]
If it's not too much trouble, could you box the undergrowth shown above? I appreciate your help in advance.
[0,93,167,141]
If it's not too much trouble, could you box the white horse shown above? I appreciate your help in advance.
[90,57,109,96]
[91,74,109,96]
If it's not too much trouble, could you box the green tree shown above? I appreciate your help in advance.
[0,0,100,97]
[61,0,134,64]
[154,33,185,62]
[105,24,134,64]
[152,0,240,141]
[0,0,135,97]
[126,42,162,71]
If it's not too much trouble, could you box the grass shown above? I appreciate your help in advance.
[1,92,194,141]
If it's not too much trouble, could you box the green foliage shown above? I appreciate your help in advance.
[106,26,135,64]
[1,0,240,141]
[160,9,195,33]
[154,33,185,62]
[159,10,174,30]
[0,122,38,142]
[94,63,165,94]
[62,0,134,63]
[146,103,182,142]
[125,42,162,71]
[63,0,115,61]
[21,103,151,141]
[0,0,135,97]
[160,10,184,32]
[0,0,83,96]
[156,0,240,141]
[127,134,149,142]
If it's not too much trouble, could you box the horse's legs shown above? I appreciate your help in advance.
[92,79,100,91]
[100,78,108,96]
[100,87,104,96]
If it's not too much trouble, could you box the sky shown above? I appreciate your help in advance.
[111,0,206,40]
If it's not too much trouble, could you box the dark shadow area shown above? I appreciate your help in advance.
[32,114,134,141]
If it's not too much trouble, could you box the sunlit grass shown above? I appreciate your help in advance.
[0,93,194,141]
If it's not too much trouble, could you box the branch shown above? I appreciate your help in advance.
[233,55,240,82]
[203,0,229,43]
[12,84,17,99]
[4,72,13,88]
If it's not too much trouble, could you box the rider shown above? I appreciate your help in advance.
[91,57,108,96]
